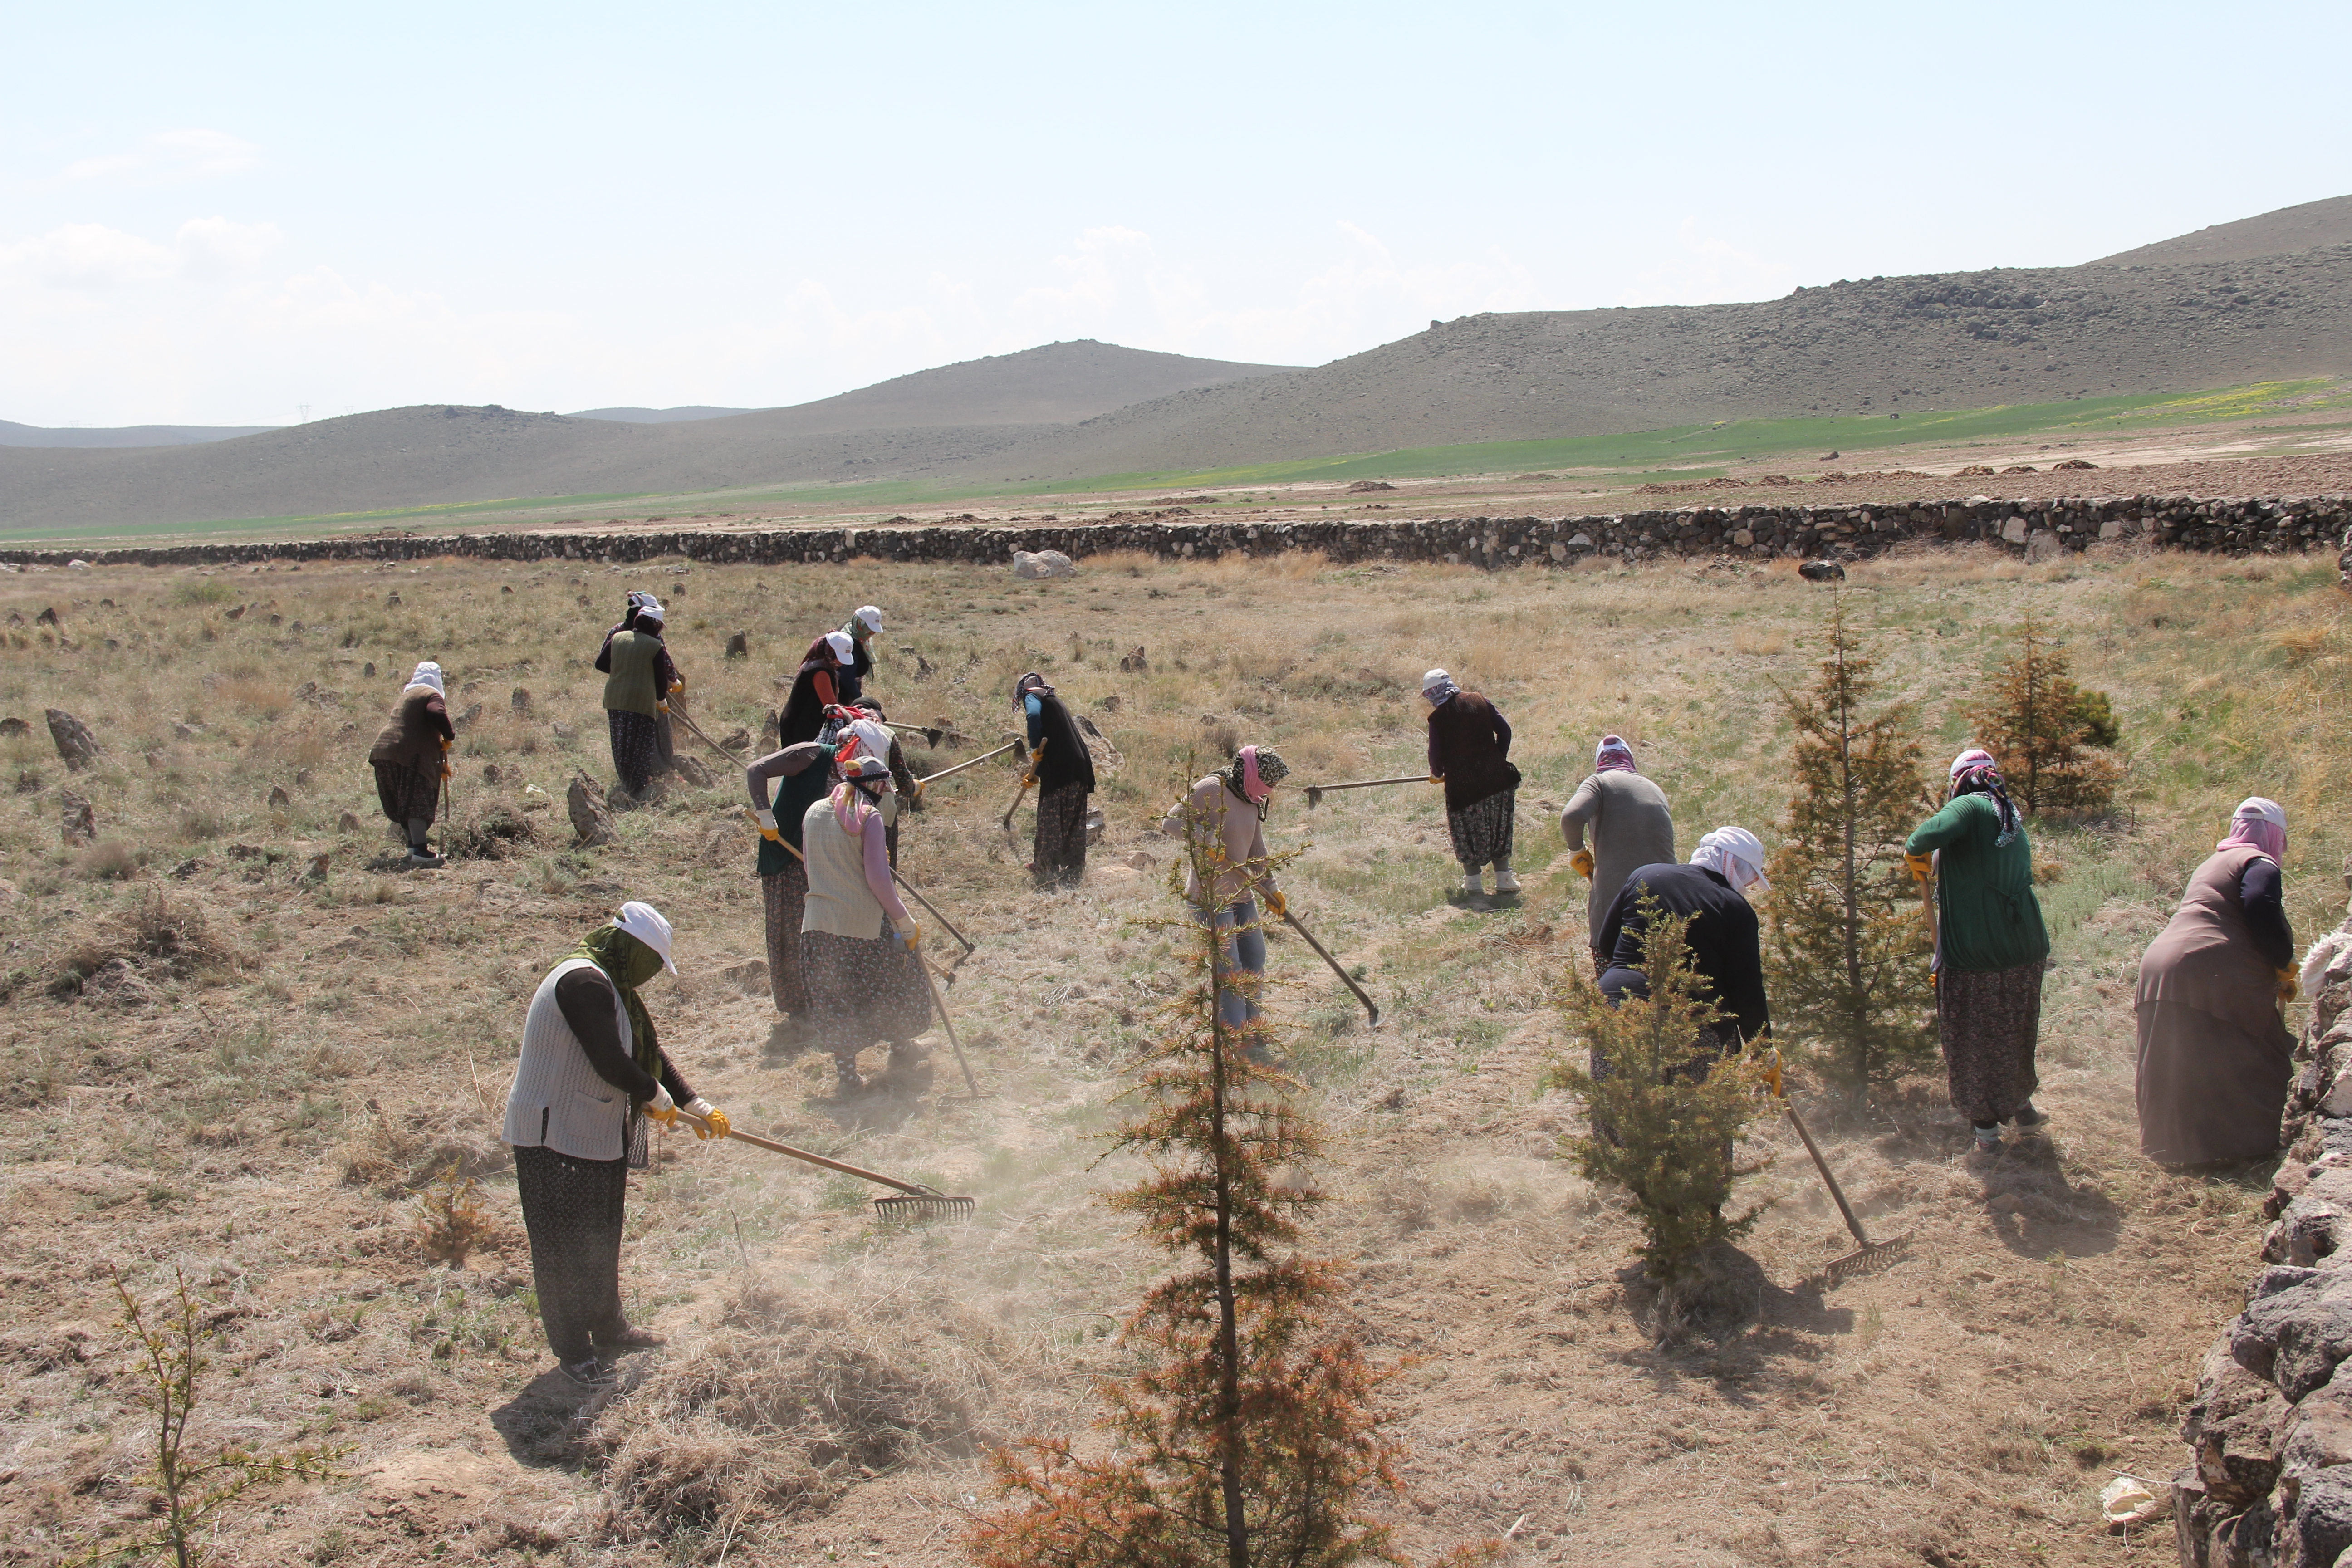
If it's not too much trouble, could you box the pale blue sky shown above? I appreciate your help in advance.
[5,0,2346,426]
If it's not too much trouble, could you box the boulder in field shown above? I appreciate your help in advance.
[1013,549,1077,580]
[45,709,101,771]
[59,790,95,845]
[567,775,614,846]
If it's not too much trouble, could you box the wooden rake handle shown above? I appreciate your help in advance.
[724,1127,940,1196]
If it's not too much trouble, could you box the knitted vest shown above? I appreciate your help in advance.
[800,796,886,939]
[602,631,663,716]
[502,958,633,1161]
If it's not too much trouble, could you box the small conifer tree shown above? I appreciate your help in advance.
[971,789,1489,1568]
[1763,606,1936,1096]
[1540,897,1771,1289]
[1973,614,2122,813]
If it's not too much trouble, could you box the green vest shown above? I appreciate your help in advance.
[602,631,663,717]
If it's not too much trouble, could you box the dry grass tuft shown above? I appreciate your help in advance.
[339,1102,510,1191]
[583,1272,1010,1546]
[52,890,232,1000]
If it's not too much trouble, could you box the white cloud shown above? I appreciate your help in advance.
[1611,220,1797,308]
[0,218,281,290]
[62,128,260,184]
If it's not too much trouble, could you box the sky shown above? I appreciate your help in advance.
[5,0,2348,428]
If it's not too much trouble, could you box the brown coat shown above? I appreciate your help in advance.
[2137,846,2282,1038]
[368,688,452,769]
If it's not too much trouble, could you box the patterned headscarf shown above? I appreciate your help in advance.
[1594,734,1637,775]
[1224,745,1288,820]
[1421,668,1460,706]
[1948,747,2021,848]
[1014,671,1054,704]
[2220,796,2287,862]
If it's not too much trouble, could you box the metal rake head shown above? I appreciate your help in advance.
[1821,1232,1912,1285]
[872,1190,977,1223]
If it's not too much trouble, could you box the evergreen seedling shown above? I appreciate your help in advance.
[1763,605,1936,1096]
[1973,613,2121,813]
[972,786,1488,1568]
[1542,898,1771,1290]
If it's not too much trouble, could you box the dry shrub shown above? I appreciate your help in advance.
[75,840,141,881]
[219,678,291,715]
[440,807,537,861]
[584,1274,1006,1546]
[415,1163,495,1266]
[53,890,232,1001]
[340,1102,510,1191]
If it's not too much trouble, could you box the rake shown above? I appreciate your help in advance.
[915,740,1019,787]
[720,1126,974,1220]
[1769,1049,1910,1283]
[1303,774,1428,808]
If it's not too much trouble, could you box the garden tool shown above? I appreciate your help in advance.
[1278,908,1382,1027]
[672,705,747,769]
[1001,737,1047,832]
[720,1126,974,1220]
[1910,850,1941,990]
[891,872,975,956]
[880,720,945,749]
[1768,1048,1910,1283]
[1303,774,1430,809]
[916,740,1019,787]
[912,951,981,1099]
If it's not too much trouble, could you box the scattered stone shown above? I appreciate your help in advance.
[456,702,482,730]
[567,775,614,846]
[725,631,749,658]
[550,721,575,742]
[1126,850,1155,871]
[501,584,514,594]
[170,858,202,879]
[721,727,750,752]
[671,755,713,789]
[1346,480,1397,493]
[363,661,377,678]
[1798,559,1847,582]
[295,767,312,786]
[338,811,362,833]
[65,559,88,571]
[385,592,401,607]
[224,604,244,621]
[45,709,101,771]
[2052,457,2099,470]
[267,785,291,808]
[510,687,533,716]
[2002,465,2038,475]
[1013,549,1078,580]
[304,853,330,882]
[482,763,501,784]
[1955,464,1997,477]
[1119,645,1148,672]
[172,721,202,740]
[0,717,24,737]
[59,790,94,845]
[34,607,59,626]
[1100,693,1121,712]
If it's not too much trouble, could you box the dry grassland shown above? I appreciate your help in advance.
[0,540,2346,1566]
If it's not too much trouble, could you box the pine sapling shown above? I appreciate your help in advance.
[1763,605,1936,1096]
[972,784,1490,1568]
[69,1269,348,1568]
[1541,897,1771,1291]
[1973,613,2121,813]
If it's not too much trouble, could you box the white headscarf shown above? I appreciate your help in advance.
[840,716,895,769]
[635,597,666,627]
[612,900,678,974]
[404,661,446,696]
[1691,827,1770,894]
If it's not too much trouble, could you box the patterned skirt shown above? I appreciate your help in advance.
[608,710,661,797]
[513,1144,630,1362]
[1937,960,2044,1124]
[760,859,811,1016]
[1034,782,1089,886]
[799,929,933,1060]
[372,760,440,825]
[1446,788,1517,868]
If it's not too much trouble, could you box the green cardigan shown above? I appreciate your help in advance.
[1906,794,2050,974]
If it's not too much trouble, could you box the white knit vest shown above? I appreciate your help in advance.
[800,795,886,939]
[502,958,633,1161]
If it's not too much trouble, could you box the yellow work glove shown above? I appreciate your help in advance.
[1570,848,1596,879]
[644,1085,678,1128]
[1262,887,1287,919]
[1904,852,1934,884]
[754,808,781,843]
[2280,968,2301,1005]
[894,922,922,953]
[682,1098,728,1141]
[1429,774,1444,785]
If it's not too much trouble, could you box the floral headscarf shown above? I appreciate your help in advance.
[1223,745,1287,820]
[1594,734,1637,775]
[1949,747,2021,848]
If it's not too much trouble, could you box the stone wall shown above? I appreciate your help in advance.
[2176,896,2352,1567]
[0,492,2345,572]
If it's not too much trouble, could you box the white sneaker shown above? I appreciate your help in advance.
[1493,865,1521,894]
[1460,873,1485,898]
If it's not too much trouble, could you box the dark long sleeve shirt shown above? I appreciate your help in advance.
[1426,692,1516,813]
[552,967,693,1105]
[1597,862,1771,1043]
[2241,857,2292,971]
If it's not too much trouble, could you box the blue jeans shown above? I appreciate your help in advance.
[1203,897,1267,1032]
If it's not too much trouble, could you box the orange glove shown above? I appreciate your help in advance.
[1905,852,1934,884]
[1569,848,1596,879]
[2279,968,2301,1005]
[1262,888,1287,919]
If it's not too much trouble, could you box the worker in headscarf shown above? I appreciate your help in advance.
[501,902,727,1386]
[777,630,854,748]
[799,751,933,1095]
[835,605,884,706]
[745,736,835,1032]
[1016,672,1097,888]
[1162,745,1289,1058]
[1597,826,1774,1054]
[596,598,681,799]
[367,661,455,868]
[1561,734,1677,974]
[839,701,923,867]
[1906,748,2052,1152]
[2135,798,2297,1165]
[1422,669,1521,901]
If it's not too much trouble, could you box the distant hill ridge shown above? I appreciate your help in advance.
[4,200,2348,531]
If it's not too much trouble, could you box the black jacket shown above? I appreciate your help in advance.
[1597,862,1770,1043]
[1023,691,1097,794]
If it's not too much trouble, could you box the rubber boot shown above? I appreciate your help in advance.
[1493,861,1521,895]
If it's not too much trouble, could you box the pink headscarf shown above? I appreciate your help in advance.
[1238,745,1273,805]
[2219,797,2287,862]
[1594,735,1637,775]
